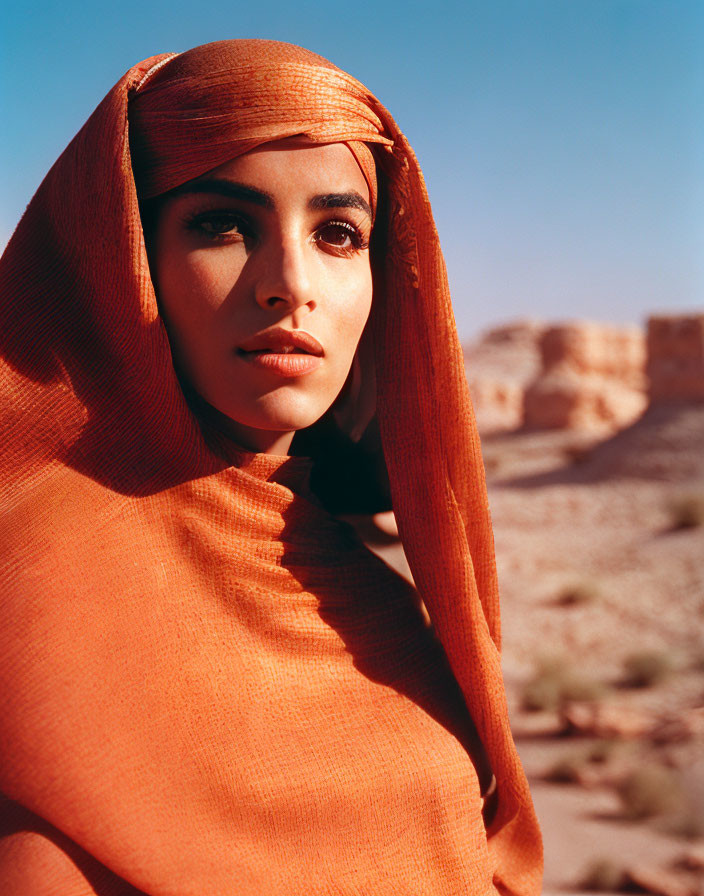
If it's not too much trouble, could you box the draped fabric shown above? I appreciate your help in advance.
[0,40,542,895]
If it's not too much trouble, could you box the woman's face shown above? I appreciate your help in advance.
[149,140,374,455]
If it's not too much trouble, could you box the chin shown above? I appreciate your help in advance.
[220,391,336,435]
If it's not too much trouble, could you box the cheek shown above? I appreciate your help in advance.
[156,248,236,329]
[332,266,373,354]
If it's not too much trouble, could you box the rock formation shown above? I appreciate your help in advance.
[464,321,543,432]
[647,314,704,403]
[465,314,704,437]
[522,322,647,432]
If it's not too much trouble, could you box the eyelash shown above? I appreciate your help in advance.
[183,210,369,256]
[185,211,254,241]
[314,220,369,254]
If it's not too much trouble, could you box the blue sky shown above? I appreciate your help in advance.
[1,0,702,339]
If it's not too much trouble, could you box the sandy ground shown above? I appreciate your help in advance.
[489,420,704,895]
[362,406,704,895]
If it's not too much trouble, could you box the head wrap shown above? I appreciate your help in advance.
[0,40,542,894]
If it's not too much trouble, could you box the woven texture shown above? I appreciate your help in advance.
[0,40,542,895]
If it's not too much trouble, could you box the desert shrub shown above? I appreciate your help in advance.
[544,752,587,784]
[617,764,683,820]
[664,809,704,840]
[579,857,626,892]
[622,650,675,688]
[668,493,704,530]
[560,676,605,703]
[562,442,594,465]
[586,738,619,764]
[521,656,605,712]
[556,580,601,607]
[664,766,704,840]
[521,675,561,712]
[482,454,501,476]
[545,739,619,784]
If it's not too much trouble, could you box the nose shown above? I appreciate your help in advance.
[254,234,317,320]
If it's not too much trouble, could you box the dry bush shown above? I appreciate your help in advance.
[622,650,675,688]
[668,493,704,530]
[586,739,619,764]
[617,764,683,820]
[664,810,704,840]
[521,656,606,712]
[663,762,704,840]
[555,580,601,607]
[562,442,595,465]
[579,857,626,892]
[482,454,502,476]
[544,753,585,784]
[544,740,620,785]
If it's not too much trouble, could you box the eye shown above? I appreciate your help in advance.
[314,221,368,255]
[186,210,253,242]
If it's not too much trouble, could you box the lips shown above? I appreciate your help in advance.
[237,327,324,377]
[238,327,324,356]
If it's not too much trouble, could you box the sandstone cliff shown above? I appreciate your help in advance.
[647,314,704,404]
[522,322,647,433]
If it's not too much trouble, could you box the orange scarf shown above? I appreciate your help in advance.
[0,40,542,895]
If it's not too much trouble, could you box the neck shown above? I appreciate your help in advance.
[182,387,296,456]
[222,423,295,457]
[206,407,294,456]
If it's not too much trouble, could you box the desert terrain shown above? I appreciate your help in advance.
[367,315,704,895]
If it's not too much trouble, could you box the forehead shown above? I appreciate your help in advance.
[205,141,371,201]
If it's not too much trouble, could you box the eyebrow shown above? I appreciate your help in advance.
[308,192,372,219]
[170,179,274,208]
[169,179,372,219]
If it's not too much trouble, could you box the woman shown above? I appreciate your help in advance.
[0,40,542,895]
